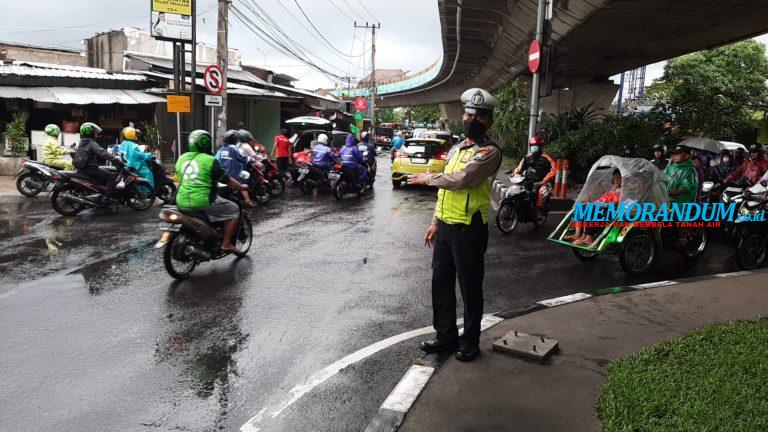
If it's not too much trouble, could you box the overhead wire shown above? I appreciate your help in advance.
[355,0,379,23]
[290,0,365,59]
[326,0,356,22]
[339,0,367,22]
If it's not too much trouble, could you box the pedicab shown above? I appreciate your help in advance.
[547,156,709,275]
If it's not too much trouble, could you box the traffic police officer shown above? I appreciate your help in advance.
[407,88,501,362]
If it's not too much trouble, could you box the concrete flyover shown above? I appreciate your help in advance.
[378,0,768,115]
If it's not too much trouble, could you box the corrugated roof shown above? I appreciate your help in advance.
[0,86,165,104]
[0,61,146,81]
[125,53,266,85]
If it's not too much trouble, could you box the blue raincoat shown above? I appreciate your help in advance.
[215,144,252,184]
[119,139,154,187]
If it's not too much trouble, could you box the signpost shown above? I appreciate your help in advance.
[354,98,367,136]
[204,65,224,143]
[527,0,550,141]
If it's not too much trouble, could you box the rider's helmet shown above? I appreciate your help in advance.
[280,128,288,136]
[528,135,544,154]
[80,122,102,139]
[44,124,60,137]
[223,129,239,145]
[720,148,733,164]
[237,129,253,143]
[188,129,213,155]
[361,131,370,142]
[747,143,763,158]
[121,126,137,141]
[652,143,665,153]
[318,133,329,145]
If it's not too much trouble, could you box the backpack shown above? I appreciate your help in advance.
[72,147,90,169]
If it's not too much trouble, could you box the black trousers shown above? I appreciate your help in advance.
[432,212,488,348]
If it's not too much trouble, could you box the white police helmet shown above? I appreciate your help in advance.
[460,88,498,115]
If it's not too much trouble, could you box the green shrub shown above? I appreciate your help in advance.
[5,113,28,157]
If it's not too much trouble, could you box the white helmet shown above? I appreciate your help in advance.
[318,133,329,145]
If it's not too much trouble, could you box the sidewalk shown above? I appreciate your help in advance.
[399,271,768,432]
[0,175,16,196]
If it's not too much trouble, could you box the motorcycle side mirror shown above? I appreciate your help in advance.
[702,181,714,193]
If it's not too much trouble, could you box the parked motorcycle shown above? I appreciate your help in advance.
[155,187,253,279]
[15,159,65,197]
[254,153,285,197]
[495,171,551,234]
[734,182,768,270]
[148,158,177,205]
[50,161,155,216]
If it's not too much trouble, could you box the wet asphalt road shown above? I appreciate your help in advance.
[0,155,743,432]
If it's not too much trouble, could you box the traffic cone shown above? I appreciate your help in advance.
[561,159,570,198]
[553,159,562,198]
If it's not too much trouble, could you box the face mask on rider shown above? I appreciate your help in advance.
[462,117,486,140]
[530,146,540,154]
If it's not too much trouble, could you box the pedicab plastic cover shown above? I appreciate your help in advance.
[575,156,670,209]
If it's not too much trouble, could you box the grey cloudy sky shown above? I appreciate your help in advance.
[0,0,443,90]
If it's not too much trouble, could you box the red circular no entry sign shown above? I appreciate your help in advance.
[528,40,541,74]
[354,97,368,111]
[204,65,224,95]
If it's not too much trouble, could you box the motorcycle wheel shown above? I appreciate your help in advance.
[16,172,44,197]
[158,182,177,205]
[678,229,708,261]
[127,183,156,211]
[618,231,658,275]
[333,181,346,200]
[299,180,312,195]
[736,232,767,270]
[392,180,402,189]
[572,248,599,261]
[495,201,518,234]
[51,184,87,216]
[532,199,551,228]
[234,216,253,257]
[254,188,271,205]
[163,231,197,279]
[269,177,286,197]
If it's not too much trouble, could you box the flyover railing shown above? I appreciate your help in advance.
[331,57,442,98]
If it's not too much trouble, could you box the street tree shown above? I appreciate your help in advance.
[654,39,768,140]
[490,80,530,156]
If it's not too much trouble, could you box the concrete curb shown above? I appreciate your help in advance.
[362,268,768,432]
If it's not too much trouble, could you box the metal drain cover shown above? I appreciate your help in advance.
[492,330,558,363]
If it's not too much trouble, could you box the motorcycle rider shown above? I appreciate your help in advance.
[215,130,256,207]
[664,145,698,203]
[176,130,250,253]
[311,133,335,171]
[119,126,154,188]
[513,135,557,219]
[706,149,735,184]
[734,147,747,166]
[41,124,75,171]
[358,131,377,181]
[623,144,637,158]
[339,134,367,188]
[73,122,120,197]
[235,129,258,159]
[724,143,768,185]
[649,143,668,170]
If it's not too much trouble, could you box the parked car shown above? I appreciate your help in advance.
[390,138,449,188]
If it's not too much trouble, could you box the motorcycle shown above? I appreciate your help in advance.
[15,159,66,197]
[155,187,253,279]
[254,153,285,197]
[297,161,334,195]
[245,161,272,205]
[734,182,768,270]
[706,178,752,239]
[495,171,551,234]
[148,158,177,205]
[332,164,365,200]
[50,161,155,216]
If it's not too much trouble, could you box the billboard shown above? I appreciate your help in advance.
[150,0,192,42]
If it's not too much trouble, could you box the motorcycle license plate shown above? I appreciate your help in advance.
[299,167,309,174]
[328,172,341,180]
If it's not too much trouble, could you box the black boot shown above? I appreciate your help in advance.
[418,339,458,353]
[455,345,480,362]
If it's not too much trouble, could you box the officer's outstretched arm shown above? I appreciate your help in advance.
[427,146,500,191]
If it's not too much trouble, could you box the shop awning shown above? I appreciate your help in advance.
[0,86,166,104]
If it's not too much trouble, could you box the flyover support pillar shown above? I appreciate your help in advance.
[439,102,463,131]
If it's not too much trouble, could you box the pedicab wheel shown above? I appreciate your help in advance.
[163,231,197,279]
[495,202,518,234]
[16,172,43,197]
[269,177,286,197]
[158,182,177,205]
[51,184,86,216]
[532,199,551,228]
[618,231,658,275]
[127,183,156,211]
[392,180,402,189]
[234,216,253,257]
[679,229,708,261]
[572,247,599,261]
[736,232,767,270]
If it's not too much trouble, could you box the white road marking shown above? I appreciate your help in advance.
[537,292,592,307]
[715,271,753,278]
[240,314,500,432]
[631,280,678,289]
[380,365,435,412]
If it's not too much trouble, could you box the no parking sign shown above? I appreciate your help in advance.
[204,65,223,95]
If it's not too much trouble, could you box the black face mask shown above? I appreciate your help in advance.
[463,118,486,140]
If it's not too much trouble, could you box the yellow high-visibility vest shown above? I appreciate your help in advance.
[435,145,493,225]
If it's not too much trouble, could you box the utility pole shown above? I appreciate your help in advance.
[355,22,380,134]
[216,0,229,147]
[190,0,197,144]
[527,0,549,141]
